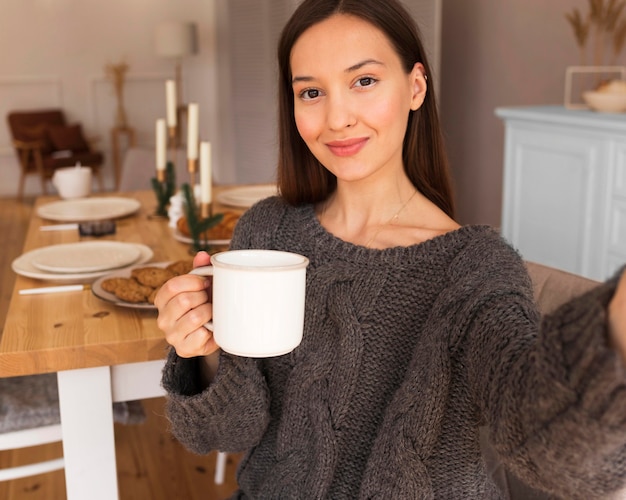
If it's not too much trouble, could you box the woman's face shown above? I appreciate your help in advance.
[290,14,426,185]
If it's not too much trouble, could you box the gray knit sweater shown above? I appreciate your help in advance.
[162,196,626,499]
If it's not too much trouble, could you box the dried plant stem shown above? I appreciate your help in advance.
[566,0,626,69]
[105,61,129,128]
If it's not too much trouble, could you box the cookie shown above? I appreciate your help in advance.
[176,211,240,240]
[101,277,128,293]
[107,277,153,303]
[166,260,194,276]
[131,266,175,288]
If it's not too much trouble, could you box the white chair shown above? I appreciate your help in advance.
[0,373,64,481]
[0,373,145,482]
[0,424,64,481]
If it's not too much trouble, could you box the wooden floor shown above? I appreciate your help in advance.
[0,197,241,499]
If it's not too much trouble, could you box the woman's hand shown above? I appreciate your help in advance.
[608,271,626,364]
[155,251,219,358]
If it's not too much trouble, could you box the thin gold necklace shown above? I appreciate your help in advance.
[318,190,419,248]
[364,189,418,248]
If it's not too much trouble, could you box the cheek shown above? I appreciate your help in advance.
[294,108,318,145]
[367,95,405,130]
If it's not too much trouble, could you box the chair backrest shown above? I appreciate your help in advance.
[7,109,67,160]
[0,425,64,481]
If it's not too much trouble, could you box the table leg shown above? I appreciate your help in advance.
[57,366,119,500]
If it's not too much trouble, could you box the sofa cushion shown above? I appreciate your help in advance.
[43,150,104,171]
[525,261,598,315]
[0,373,146,433]
[48,124,90,152]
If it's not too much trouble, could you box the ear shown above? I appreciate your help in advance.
[409,62,427,111]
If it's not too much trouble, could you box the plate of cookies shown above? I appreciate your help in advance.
[91,259,194,309]
[173,211,240,246]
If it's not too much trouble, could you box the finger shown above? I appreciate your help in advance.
[157,291,212,335]
[154,274,210,310]
[172,325,220,358]
[193,251,212,268]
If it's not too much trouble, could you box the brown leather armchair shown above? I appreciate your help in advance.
[7,109,105,199]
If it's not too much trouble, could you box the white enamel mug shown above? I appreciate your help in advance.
[190,249,309,358]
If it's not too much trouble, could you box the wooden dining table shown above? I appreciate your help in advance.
[0,186,258,499]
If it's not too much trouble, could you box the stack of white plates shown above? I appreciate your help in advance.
[37,197,141,222]
[12,241,153,282]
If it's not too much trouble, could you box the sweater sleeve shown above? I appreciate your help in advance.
[458,247,626,497]
[159,198,286,454]
[162,349,270,453]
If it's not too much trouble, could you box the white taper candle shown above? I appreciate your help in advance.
[156,119,167,171]
[166,80,177,127]
[187,103,199,160]
[200,141,212,204]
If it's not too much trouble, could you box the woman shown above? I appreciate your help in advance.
[155,0,626,497]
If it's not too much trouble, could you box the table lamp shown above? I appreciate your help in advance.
[155,21,198,144]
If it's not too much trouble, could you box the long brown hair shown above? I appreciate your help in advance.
[277,0,455,218]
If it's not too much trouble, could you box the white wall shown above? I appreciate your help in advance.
[0,0,217,197]
[440,0,626,226]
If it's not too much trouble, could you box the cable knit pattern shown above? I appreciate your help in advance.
[162,196,626,499]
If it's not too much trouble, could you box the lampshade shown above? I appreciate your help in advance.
[155,21,197,58]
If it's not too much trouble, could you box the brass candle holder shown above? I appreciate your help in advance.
[188,158,197,187]
[151,162,176,217]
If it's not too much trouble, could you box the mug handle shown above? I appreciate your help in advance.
[189,266,215,332]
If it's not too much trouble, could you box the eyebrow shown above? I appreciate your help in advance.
[291,58,385,84]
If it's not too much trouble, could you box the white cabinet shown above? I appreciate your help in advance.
[496,105,626,281]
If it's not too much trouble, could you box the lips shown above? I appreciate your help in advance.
[326,137,368,157]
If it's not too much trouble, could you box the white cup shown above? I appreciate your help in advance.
[52,166,92,199]
[190,249,309,358]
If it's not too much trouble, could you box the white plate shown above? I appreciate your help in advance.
[31,241,142,274]
[91,261,171,310]
[216,185,277,208]
[171,228,230,247]
[37,197,141,222]
[12,244,153,282]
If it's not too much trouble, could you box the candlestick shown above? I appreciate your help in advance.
[187,102,199,160]
[200,141,212,205]
[200,202,211,219]
[188,158,197,187]
[166,80,177,128]
[156,119,167,181]
[151,162,176,217]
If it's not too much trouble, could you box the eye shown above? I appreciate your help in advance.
[354,76,378,88]
[298,88,321,101]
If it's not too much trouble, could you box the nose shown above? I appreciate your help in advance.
[326,91,357,130]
